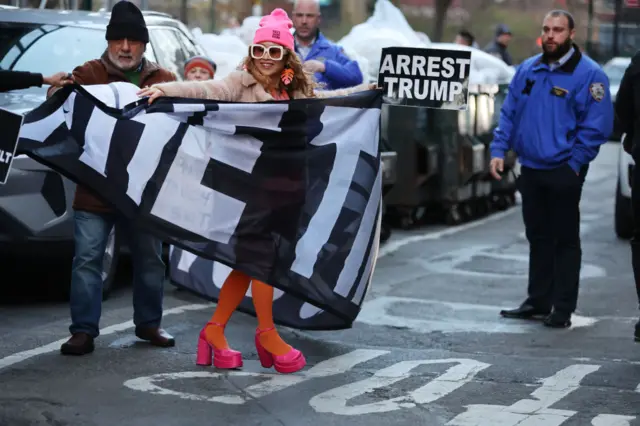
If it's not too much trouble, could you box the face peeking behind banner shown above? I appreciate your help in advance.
[377,47,472,110]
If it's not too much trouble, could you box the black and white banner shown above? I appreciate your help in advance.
[377,46,472,110]
[0,108,23,184]
[15,82,383,330]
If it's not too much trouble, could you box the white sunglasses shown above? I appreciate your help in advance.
[249,44,285,61]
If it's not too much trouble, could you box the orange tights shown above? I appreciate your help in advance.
[204,269,292,356]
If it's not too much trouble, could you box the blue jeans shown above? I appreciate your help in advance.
[69,210,166,338]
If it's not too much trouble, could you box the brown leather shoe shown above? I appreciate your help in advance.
[135,327,175,347]
[60,333,95,356]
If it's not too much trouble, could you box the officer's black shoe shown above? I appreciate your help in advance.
[634,319,640,342]
[500,303,551,320]
[543,311,572,329]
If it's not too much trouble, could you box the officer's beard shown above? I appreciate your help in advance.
[542,37,573,62]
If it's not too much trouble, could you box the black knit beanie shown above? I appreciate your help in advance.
[105,1,149,44]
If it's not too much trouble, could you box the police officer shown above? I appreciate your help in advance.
[291,0,363,90]
[614,48,640,341]
[490,10,613,328]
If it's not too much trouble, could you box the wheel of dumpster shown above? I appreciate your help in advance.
[399,212,415,229]
[475,198,489,217]
[400,207,425,229]
[461,202,474,221]
[483,197,493,215]
[494,194,508,211]
[470,200,481,218]
[445,205,463,226]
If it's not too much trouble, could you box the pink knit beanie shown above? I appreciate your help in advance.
[252,8,295,52]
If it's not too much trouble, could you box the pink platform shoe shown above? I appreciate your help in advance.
[255,327,306,374]
[196,322,243,369]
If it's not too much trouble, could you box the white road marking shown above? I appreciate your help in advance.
[243,348,388,399]
[123,349,389,403]
[357,296,599,334]
[591,415,636,426]
[124,371,248,405]
[378,207,518,258]
[309,358,490,415]
[0,303,213,372]
[411,245,605,281]
[446,364,602,425]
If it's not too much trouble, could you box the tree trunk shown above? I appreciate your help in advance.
[432,0,453,42]
[341,0,367,27]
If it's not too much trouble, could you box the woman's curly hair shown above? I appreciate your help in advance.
[241,47,322,98]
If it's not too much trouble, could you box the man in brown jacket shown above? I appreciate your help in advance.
[52,1,178,355]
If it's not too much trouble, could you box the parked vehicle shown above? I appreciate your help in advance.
[0,7,206,298]
[604,56,631,142]
[603,58,634,239]
[603,56,631,101]
[615,134,634,239]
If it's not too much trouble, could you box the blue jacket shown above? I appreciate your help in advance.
[295,32,363,90]
[490,48,613,172]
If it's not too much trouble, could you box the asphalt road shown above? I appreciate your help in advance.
[1,142,639,426]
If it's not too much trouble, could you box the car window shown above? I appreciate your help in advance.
[144,43,158,63]
[0,23,107,75]
[149,27,188,78]
[174,29,201,59]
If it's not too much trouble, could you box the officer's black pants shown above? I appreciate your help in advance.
[630,161,640,305]
[519,164,587,314]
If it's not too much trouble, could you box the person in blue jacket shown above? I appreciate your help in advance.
[291,0,363,90]
[490,9,613,328]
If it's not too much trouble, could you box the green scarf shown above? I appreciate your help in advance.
[124,70,141,87]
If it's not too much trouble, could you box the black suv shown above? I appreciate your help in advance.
[0,7,207,298]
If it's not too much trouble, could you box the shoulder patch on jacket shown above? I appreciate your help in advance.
[589,82,605,102]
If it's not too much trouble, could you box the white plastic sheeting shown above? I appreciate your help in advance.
[338,0,429,82]
[338,0,514,85]
[429,42,515,85]
[221,15,262,46]
[190,28,247,79]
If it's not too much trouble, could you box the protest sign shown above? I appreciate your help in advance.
[377,47,472,110]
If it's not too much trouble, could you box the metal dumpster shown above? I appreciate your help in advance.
[382,86,490,228]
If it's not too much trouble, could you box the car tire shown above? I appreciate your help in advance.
[615,181,634,240]
[101,226,121,300]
